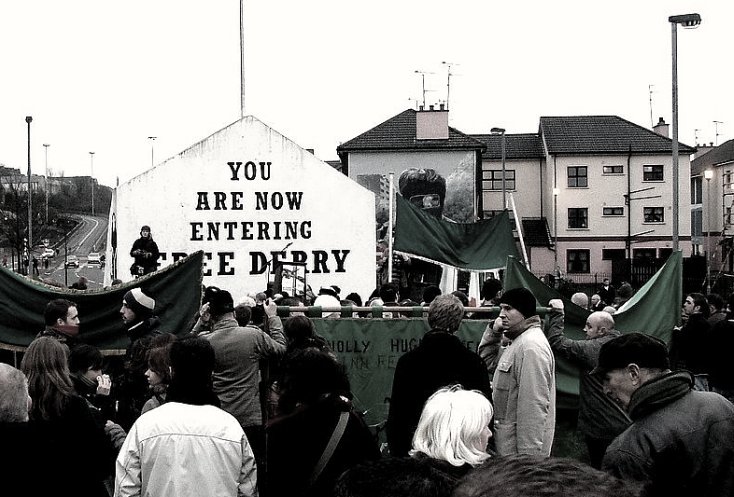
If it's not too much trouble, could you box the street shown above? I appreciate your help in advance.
[39,215,108,289]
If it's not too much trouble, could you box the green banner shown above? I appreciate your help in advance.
[503,252,682,407]
[0,251,204,350]
[312,317,488,428]
[394,194,518,270]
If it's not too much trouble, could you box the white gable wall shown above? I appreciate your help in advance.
[107,116,376,302]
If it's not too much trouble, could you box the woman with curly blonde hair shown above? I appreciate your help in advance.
[410,385,493,480]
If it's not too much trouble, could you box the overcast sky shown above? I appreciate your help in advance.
[1,0,731,188]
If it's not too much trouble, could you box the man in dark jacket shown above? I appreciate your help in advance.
[115,287,161,429]
[669,292,711,391]
[129,225,160,277]
[598,332,734,497]
[386,294,491,457]
[36,298,82,352]
[544,302,630,468]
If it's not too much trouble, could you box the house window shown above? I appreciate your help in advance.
[633,248,656,260]
[603,165,624,174]
[568,208,588,228]
[643,165,664,181]
[691,177,703,204]
[568,166,588,187]
[727,206,733,226]
[603,207,624,216]
[659,248,673,260]
[691,210,702,237]
[567,249,590,273]
[643,207,664,223]
[482,170,516,191]
[602,249,626,260]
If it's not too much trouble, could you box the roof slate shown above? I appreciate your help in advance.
[691,139,734,175]
[539,115,696,155]
[337,109,486,153]
[471,133,544,160]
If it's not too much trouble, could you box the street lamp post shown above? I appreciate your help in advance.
[491,127,507,209]
[25,116,32,257]
[553,187,560,285]
[89,152,95,217]
[705,169,714,293]
[43,143,49,224]
[669,13,702,252]
[147,136,157,168]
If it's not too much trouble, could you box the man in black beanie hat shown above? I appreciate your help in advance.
[479,287,556,456]
[115,287,162,429]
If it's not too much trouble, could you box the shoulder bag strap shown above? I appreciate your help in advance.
[309,410,350,486]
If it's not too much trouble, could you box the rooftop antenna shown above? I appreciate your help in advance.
[714,120,724,145]
[694,128,701,146]
[441,61,459,111]
[648,84,655,128]
[414,70,434,109]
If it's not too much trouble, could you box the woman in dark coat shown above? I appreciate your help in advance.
[266,347,380,497]
[21,337,114,497]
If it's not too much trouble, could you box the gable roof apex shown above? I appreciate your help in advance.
[337,109,485,157]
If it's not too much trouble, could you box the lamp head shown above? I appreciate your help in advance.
[25,116,32,124]
[490,127,505,134]
[704,169,714,180]
[669,13,701,29]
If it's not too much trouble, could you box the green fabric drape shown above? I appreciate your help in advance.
[393,194,519,270]
[0,251,204,350]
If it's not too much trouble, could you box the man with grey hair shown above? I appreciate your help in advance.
[386,294,491,457]
[544,303,630,468]
[0,363,30,422]
[598,333,734,496]
[0,363,42,488]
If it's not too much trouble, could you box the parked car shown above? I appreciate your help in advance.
[87,252,104,266]
[41,248,56,258]
[65,255,79,268]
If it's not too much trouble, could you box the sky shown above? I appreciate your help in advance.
[1,0,732,188]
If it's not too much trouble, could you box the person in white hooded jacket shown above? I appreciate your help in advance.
[115,336,257,497]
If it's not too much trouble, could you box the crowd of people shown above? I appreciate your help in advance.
[2,276,734,497]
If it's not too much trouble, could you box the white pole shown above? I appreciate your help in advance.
[240,0,246,118]
[387,172,395,282]
[509,193,530,268]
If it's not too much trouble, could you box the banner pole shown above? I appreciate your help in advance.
[509,193,530,269]
[387,172,394,282]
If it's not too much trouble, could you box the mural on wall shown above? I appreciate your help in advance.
[106,117,376,303]
[361,154,477,302]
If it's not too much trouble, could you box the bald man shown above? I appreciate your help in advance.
[544,302,631,468]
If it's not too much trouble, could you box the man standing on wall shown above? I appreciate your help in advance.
[130,225,160,277]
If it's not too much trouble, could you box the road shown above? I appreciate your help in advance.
[40,215,109,289]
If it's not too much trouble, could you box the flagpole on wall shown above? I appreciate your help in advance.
[387,172,394,282]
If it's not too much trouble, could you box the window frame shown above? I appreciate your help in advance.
[567,249,591,274]
[568,207,589,229]
[643,165,664,182]
[643,206,665,223]
[602,207,624,216]
[603,165,624,175]
[482,169,516,191]
[567,166,588,188]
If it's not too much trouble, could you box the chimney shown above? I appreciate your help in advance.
[416,108,449,140]
[439,103,445,110]
[653,117,669,138]
[694,142,715,159]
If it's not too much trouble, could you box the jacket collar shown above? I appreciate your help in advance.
[627,370,693,420]
[504,315,541,340]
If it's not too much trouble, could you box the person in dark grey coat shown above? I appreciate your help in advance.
[598,332,734,497]
[544,302,630,468]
